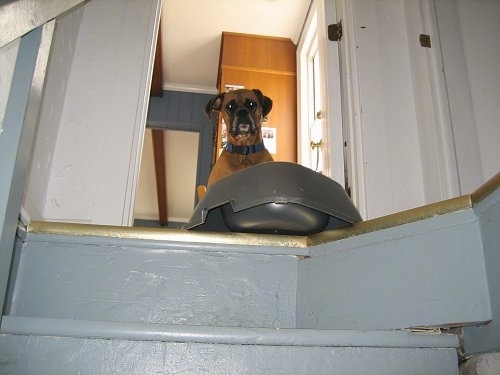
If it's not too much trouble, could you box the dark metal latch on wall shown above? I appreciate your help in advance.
[419,34,431,48]
[328,21,343,42]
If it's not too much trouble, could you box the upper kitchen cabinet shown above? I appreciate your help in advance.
[216,32,297,163]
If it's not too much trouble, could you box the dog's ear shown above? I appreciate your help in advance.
[204,93,225,119]
[252,89,273,117]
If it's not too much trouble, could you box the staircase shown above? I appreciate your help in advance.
[1,177,499,374]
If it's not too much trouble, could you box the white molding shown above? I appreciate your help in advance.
[324,0,345,184]
[163,82,218,95]
[123,0,163,226]
[418,0,460,199]
[296,1,317,168]
[335,0,367,219]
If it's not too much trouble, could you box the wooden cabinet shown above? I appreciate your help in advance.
[216,32,297,163]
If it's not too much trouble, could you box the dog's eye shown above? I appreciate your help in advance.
[246,100,257,110]
[226,101,236,112]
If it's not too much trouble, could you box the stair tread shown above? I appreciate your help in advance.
[1,315,459,348]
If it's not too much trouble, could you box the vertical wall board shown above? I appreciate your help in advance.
[351,0,426,219]
[7,240,298,328]
[0,25,50,322]
[456,0,500,182]
[3,233,25,315]
[0,334,459,375]
[22,6,85,221]
[433,0,484,193]
[0,39,20,133]
[463,189,500,354]
[296,209,491,330]
[148,90,214,127]
[403,0,456,204]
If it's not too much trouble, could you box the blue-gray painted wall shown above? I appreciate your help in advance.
[463,192,500,353]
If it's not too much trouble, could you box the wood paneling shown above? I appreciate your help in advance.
[151,129,168,226]
[217,32,296,87]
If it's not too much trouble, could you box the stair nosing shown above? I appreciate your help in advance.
[1,315,459,349]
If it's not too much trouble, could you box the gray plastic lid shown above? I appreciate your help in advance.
[184,162,362,235]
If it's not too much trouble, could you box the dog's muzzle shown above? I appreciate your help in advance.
[230,109,258,136]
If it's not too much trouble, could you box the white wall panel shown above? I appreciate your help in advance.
[352,0,426,218]
[22,0,162,225]
[456,0,500,183]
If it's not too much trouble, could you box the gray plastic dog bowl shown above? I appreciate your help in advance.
[184,162,362,235]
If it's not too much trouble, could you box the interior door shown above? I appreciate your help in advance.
[308,36,327,174]
[298,4,328,175]
[298,0,344,183]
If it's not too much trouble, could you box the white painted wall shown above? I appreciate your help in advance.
[22,6,84,221]
[22,0,162,226]
[403,0,459,204]
[337,0,500,219]
[455,0,500,184]
[417,0,500,196]
[349,0,426,218]
[434,0,483,195]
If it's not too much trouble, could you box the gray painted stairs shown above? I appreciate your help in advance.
[1,180,499,374]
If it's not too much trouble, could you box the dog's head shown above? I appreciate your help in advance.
[205,89,272,145]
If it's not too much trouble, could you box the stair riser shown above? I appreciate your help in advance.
[298,210,490,330]
[0,334,459,375]
[8,241,297,327]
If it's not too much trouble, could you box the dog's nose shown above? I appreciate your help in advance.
[237,108,248,116]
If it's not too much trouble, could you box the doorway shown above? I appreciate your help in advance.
[297,0,345,187]
[133,90,216,228]
[134,129,199,227]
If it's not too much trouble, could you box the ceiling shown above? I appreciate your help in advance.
[161,0,312,93]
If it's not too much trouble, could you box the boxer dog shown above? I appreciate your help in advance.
[201,88,274,195]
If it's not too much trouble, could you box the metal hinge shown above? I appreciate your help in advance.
[419,34,431,48]
[328,21,343,42]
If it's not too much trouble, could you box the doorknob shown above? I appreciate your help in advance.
[310,139,323,150]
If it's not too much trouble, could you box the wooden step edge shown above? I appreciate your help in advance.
[309,172,499,246]
[0,316,459,349]
[24,173,499,250]
[24,221,308,252]
[471,171,500,205]
[308,194,473,246]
